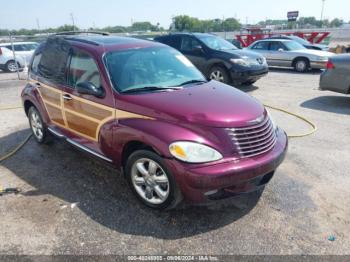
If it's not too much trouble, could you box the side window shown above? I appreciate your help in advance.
[37,38,70,84]
[68,50,101,89]
[13,45,25,51]
[180,36,202,52]
[269,41,285,51]
[252,41,269,50]
[31,52,42,74]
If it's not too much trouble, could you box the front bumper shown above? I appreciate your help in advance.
[310,61,327,69]
[229,66,269,83]
[166,128,288,203]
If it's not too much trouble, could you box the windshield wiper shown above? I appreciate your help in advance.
[121,86,182,94]
[173,79,207,87]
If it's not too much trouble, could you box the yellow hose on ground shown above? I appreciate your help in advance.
[0,133,32,162]
[264,104,317,138]
[0,105,22,110]
[0,103,317,162]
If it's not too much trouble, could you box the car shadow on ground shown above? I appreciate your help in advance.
[235,84,259,93]
[269,67,322,75]
[0,129,263,239]
[301,95,350,115]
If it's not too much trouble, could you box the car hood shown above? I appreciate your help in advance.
[117,81,265,128]
[296,49,334,57]
[313,44,329,51]
[217,48,264,59]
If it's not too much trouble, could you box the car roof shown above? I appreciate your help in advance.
[159,32,215,37]
[256,39,292,42]
[53,35,164,53]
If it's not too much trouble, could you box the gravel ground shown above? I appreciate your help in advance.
[0,69,349,255]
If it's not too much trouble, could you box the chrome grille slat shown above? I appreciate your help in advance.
[229,122,273,142]
[227,116,269,131]
[226,116,276,159]
[233,128,274,145]
[238,136,276,154]
[228,120,272,136]
[241,140,277,158]
[237,132,275,150]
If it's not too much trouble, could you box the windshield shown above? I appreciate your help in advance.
[284,41,306,51]
[104,47,206,93]
[197,35,237,51]
[290,36,310,46]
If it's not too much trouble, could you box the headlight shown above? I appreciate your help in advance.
[266,110,277,131]
[230,58,249,66]
[169,141,223,163]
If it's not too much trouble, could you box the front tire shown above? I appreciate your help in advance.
[294,58,309,72]
[209,65,230,84]
[125,150,182,210]
[28,106,51,144]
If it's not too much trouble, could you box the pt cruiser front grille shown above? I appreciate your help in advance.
[226,116,277,158]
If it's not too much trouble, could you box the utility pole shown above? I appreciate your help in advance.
[70,13,75,30]
[36,18,40,31]
[320,0,326,25]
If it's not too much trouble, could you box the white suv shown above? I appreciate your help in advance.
[0,42,39,72]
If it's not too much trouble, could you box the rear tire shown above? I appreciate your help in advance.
[125,150,182,210]
[209,65,230,84]
[28,106,52,144]
[293,58,309,73]
[5,60,20,73]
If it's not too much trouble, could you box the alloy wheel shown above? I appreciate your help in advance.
[210,70,225,82]
[30,110,44,140]
[7,62,18,72]
[295,60,307,72]
[131,158,170,205]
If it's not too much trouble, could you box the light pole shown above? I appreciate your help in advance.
[320,0,326,25]
[70,13,75,31]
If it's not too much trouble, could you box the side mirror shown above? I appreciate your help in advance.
[193,45,203,53]
[278,48,284,52]
[76,81,105,98]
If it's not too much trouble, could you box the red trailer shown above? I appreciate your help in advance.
[236,27,330,47]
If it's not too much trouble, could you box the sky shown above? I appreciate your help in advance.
[0,0,349,30]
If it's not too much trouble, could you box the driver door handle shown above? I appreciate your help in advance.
[63,94,72,101]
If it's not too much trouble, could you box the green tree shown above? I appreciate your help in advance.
[56,24,79,32]
[330,18,343,28]
[223,18,240,31]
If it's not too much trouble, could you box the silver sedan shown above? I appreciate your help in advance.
[320,54,350,95]
[247,39,334,72]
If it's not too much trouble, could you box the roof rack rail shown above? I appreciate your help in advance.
[53,31,110,36]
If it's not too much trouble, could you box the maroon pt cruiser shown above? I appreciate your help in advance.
[21,33,288,209]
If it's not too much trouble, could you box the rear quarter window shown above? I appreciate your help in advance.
[37,38,70,84]
[156,36,181,49]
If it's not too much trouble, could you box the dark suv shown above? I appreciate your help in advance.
[155,33,268,85]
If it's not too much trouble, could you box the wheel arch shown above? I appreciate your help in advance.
[121,140,160,171]
[24,100,36,116]
[207,61,231,82]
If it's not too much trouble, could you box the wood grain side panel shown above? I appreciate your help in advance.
[46,103,65,126]
[65,111,99,139]
[64,99,112,121]
[40,87,61,106]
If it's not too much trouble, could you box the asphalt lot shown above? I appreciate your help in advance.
[0,69,349,255]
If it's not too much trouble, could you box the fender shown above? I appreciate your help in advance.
[107,118,228,169]
[21,82,51,124]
